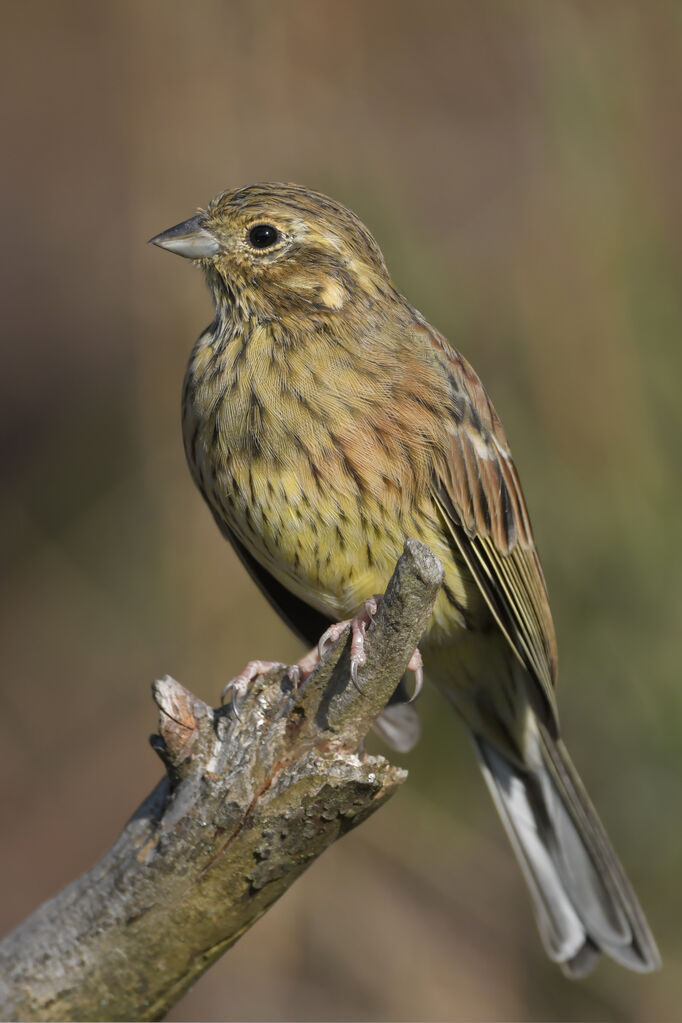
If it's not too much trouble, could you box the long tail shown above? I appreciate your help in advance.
[473,724,661,977]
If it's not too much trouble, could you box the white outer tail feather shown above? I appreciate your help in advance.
[472,725,660,977]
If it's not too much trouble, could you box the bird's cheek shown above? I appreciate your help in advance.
[315,277,348,310]
[283,272,348,311]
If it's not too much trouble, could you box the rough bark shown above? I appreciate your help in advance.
[0,540,443,1022]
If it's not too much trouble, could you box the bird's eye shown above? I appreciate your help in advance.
[247,223,281,250]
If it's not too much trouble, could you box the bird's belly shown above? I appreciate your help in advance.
[212,452,397,617]
[208,447,484,639]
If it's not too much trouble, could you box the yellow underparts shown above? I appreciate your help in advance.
[185,326,486,647]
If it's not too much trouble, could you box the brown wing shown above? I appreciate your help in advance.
[426,327,559,729]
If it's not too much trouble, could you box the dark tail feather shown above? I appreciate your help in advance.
[473,727,660,977]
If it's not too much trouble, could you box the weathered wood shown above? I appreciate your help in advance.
[0,540,443,1022]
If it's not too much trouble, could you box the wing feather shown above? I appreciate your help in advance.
[426,327,559,728]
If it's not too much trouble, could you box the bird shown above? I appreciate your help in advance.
[150,182,660,977]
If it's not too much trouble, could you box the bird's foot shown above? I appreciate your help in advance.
[221,594,424,718]
[317,595,424,699]
[221,652,322,718]
[221,659,288,718]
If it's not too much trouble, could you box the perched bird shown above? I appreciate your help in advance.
[151,183,660,977]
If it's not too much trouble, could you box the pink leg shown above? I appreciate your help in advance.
[318,595,423,698]
[292,645,325,680]
[287,597,384,690]
[221,650,323,719]
[223,596,424,717]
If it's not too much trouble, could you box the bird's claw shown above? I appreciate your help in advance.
[220,659,287,718]
[317,621,349,659]
[319,594,381,693]
[287,664,301,688]
[222,595,424,717]
[348,597,378,691]
[406,647,424,702]
[342,595,423,699]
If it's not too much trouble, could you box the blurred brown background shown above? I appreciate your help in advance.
[1,1,681,1020]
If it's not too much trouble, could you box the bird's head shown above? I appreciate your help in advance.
[150,183,393,320]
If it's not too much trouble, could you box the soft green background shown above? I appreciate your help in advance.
[1,2,680,1019]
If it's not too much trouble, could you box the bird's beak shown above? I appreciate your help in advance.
[148,214,220,259]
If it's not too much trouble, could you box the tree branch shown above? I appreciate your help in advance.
[0,540,443,1022]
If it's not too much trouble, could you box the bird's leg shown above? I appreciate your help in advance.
[222,595,425,718]
[318,595,424,699]
[221,651,321,718]
[291,646,324,681]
